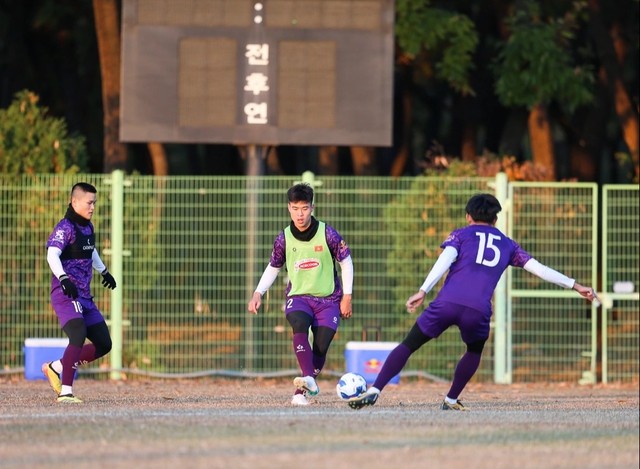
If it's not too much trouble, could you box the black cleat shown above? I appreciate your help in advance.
[348,391,379,410]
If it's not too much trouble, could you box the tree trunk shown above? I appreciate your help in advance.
[588,0,639,177]
[93,0,127,172]
[350,146,378,175]
[389,78,412,177]
[461,124,477,161]
[318,146,339,175]
[266,147,283,175]
[570,68,610,182]
[499,108,529,157]
[147,143,169,176]
[527,103,555,180]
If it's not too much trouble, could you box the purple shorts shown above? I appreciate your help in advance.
[285,296,341,331]
[51,288,105,328]
[416,298,491,344]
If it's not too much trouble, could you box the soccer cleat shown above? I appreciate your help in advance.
[441,399,467,411]
[41,362,62,395]
[57,394,83,403]
[293,376,319,396]
[347,390,379,410]
[291,393,309,406]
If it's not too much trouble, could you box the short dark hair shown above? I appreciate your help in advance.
[71,182,97,198]
[287,183,313,204]
[466,193,501,223]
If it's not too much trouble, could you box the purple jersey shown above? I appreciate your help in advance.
[436,225,531,312]
[269,223,350,303]
[46,219,95,298]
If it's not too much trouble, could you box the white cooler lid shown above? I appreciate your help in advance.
[24,338,69,347]
[345,341,399,350]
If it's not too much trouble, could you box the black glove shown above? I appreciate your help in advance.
[59,274,79,299]
[101,270,117,290]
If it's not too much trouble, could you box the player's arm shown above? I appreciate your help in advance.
[248,264,282,314]
[92,249,116,290]
[523,258,600,304]
[47,246,78,299]
[406,246,458,313]
[338,255,353,319]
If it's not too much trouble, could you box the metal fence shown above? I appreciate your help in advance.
[0,172,637,383]
[601,185,639,383]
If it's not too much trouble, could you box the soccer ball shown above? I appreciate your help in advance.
[336,372,368,400]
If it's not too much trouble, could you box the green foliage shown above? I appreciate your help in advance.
[395,0,478,95]
[492,2,595,111]
[383,169,492,314]
[0,90,88,174]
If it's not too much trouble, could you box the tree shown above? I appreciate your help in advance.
[0,89,87,174]
[92,0,127,172]
[587,0,639,181]
[492,1,595,180]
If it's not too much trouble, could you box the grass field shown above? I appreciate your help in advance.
[1,377,638,469]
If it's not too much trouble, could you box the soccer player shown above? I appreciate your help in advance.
[348,193,599,411]
[248,183,354,406]
[42,182,117,403]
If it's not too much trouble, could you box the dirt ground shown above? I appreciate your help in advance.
[0,376,638,469]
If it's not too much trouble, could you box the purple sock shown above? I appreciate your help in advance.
[61,344,82,387]
[372,343,412,392]
[79,344,97,364]
[312,354,326,377]
[447,352,482,400]
[292,333,315,377]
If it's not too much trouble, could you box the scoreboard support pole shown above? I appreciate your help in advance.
[244,144,268,370]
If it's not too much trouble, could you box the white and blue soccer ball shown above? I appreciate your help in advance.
[336,372,368,400]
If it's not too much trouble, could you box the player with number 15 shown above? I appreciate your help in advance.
[348,193,599,411]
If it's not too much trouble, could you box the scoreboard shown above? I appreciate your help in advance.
[120,0,394,146]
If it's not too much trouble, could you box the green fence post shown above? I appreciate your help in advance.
[493,172,509,383]
[109,170,124,380]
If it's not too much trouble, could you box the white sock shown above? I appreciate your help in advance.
[369,387,381,395]
[52,360,63,374]
[61,385,73,396]
[445,396,457,405]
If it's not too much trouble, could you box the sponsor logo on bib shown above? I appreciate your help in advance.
[294,258,320,271]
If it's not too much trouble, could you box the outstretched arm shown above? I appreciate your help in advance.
[406,246,458,313]
[248,264,281,314]
[523,258,600,304]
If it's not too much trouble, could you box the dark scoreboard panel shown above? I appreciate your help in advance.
[121,0,394,146]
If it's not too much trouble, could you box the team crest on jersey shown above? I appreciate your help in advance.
[294,258,320,271]
[54,229,65,241]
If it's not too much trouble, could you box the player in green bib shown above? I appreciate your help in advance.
[248,183,353,405]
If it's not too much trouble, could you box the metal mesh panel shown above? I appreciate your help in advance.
[509,184,597,290]
[603,186,639,292]
[604,300,639,382]
[507,183,598,382]
[602,185,639,382]
[510,298,593,381]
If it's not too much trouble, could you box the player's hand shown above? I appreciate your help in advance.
[340,294,352,319]
[248,292,262,314]
[59,274,79,299]
[405,290,426,314]
[573,282,600,306]
[101,270,117,289]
